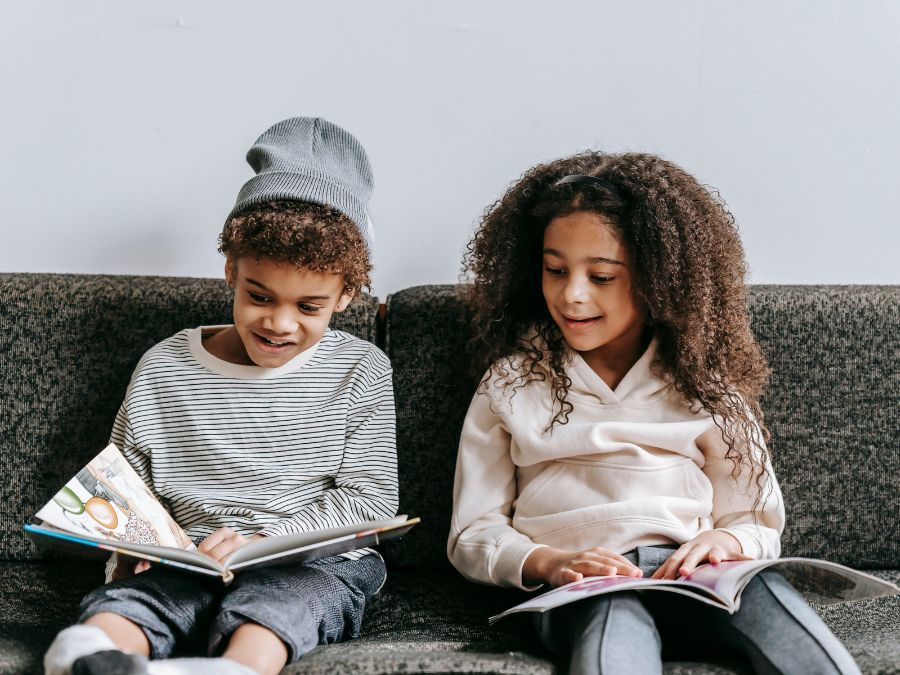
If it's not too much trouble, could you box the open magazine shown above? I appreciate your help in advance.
[25,444,419,584]
[491,557,899,623]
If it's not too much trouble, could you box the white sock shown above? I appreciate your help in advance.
[44,624,118,675]
[148,658,258,675]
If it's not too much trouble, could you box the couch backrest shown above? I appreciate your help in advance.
[382,284,900,571]
[0,273,379,561]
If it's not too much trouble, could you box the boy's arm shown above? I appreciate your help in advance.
[447,389,545,591]
[256,367,399,537]
[697,424,785,559]
[109,400,153,490]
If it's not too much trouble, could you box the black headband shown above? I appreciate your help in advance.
[554,174,623,199]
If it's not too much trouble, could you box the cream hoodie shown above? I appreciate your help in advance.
[447,338,784,590]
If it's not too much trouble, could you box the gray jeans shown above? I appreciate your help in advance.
[78,554,386,663]
[537,545,860,675]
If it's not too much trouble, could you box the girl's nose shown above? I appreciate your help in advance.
[563,276,589,303]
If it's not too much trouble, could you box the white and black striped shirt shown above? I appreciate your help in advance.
[110,326,398,558]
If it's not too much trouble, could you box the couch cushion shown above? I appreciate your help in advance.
[0,273,379,561]
[2,562,896,675]
[383,285,900,572]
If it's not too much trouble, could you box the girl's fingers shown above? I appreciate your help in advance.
[572,560,619,577]
[708,546,725,564]
[585,551,642,576]
[678,546,709,577]
[560,568,583,585]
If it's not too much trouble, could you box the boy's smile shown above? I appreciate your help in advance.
[205,257,353,368]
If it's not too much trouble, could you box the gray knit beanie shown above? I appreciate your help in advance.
[228,117,374,250]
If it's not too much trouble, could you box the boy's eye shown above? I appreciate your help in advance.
[298,303,321,313]
[248,291,270,303]
[591,276,615,284]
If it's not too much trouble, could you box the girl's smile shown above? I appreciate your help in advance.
[542,211,648,389]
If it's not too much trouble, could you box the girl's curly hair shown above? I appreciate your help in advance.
[463,151,772,498]
[219,200,371,297]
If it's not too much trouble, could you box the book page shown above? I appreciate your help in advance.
[35,444,193,550]
[223,515,414,568]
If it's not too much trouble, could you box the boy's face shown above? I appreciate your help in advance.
[224,256,353,368]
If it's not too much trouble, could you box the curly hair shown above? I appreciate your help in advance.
[219,200,371,296]
[463,151,772,501]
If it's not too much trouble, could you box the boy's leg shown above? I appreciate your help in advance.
[210,554,387,668]
[77,565,218,660]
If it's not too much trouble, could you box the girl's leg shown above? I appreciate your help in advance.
[652,570,861,675]
[538,591,662,675]
[716,571,860,675]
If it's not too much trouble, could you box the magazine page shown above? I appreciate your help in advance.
[489,574,730,625]
[223,515,418,568]
[695,558,900,609]
[34,444,193,550]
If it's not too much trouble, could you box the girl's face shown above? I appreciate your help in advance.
[542,211,647,363]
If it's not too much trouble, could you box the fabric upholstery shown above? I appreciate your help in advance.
[1,275,897,674]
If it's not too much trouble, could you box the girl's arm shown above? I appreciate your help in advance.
[447,389,547,590]
[696,425,785,559]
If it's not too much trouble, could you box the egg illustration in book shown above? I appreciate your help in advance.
[52,487,84,514]
[85,497,118,529]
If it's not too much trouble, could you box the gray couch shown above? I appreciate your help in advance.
[0,273,897,675]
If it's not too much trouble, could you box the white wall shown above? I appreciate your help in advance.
[2,0,899,294]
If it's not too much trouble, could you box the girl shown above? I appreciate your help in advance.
[447,152,860,674]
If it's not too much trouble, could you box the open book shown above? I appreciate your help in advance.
[491,557,899,623]
[25,444,419,584]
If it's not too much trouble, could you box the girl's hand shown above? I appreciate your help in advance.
[198,528,263,563]
[523,546,643,587]
[650,530,753,580]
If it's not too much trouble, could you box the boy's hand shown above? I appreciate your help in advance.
[523,546,643,588]
[650,530,753,580]
[110,558,151,580]
[198,528,263,563]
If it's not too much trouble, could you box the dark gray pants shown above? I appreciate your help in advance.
[538,546,860,675]
[78,554,386,663]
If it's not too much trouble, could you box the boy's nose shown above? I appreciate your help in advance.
[266,307,297,334]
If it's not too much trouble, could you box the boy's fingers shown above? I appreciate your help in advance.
[198,527,233,553]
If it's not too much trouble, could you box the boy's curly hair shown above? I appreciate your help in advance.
[219,200,371,296]
[463,151,772,496]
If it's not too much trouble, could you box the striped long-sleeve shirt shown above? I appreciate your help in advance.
[109,325,399,558]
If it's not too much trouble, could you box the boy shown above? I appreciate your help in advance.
[45,117,398,675]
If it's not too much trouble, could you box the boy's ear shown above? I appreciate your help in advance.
[224,258,236,289]
[334,291,354,313]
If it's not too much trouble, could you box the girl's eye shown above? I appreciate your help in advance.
[592,276,615,284]
[544,266,565,277]
[248,291,270,303]
[298,303,321,313]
